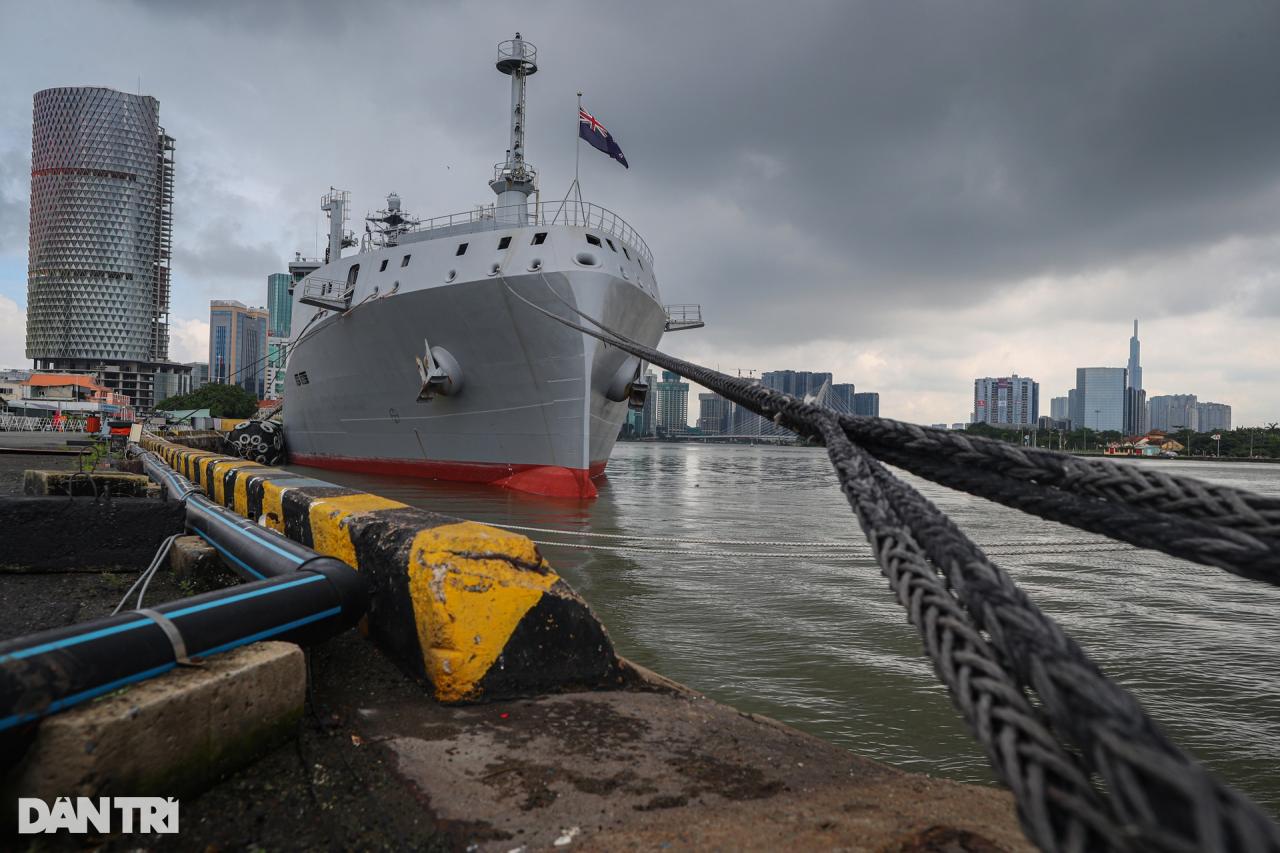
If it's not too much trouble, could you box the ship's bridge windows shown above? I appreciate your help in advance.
[497,236,512,250]
[605,238,617,252]
[346,264,360,286]
[379,259,389,272]
[531,232,547,245]
[621,245,631,260]
[585,233,601,247]
[401,254,411,267]
[456,243,469,256]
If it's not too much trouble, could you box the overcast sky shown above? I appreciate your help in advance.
[1,1,1278,425]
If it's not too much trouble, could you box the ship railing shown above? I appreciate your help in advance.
[663,304,705,332]
[402,201,655,271]
[299,277,354,311]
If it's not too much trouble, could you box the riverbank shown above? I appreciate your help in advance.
[0,443,1030,851]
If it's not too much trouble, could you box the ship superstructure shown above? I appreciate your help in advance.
[282,35,679,498]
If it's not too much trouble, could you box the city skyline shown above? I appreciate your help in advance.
[0,5,1278,425]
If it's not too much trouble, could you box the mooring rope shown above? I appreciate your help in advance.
[503,278,1280,853]
[492,521,1123,551]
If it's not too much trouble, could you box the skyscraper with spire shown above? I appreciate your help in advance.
[1125,319,1146,434]
[1128,320,1142,391]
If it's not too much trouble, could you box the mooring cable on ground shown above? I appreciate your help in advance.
[502,278,1280,853]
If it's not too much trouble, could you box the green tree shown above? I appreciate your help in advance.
[156,383,259,419]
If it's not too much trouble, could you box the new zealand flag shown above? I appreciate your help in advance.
[579,107,629,169]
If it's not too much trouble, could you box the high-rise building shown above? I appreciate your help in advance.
[653,370,689,435]
[759,370,834,404]
[1072,367,1127,433]
[1127,319,1143,395]
[264,272,294,401]
[1050,396,1069,421]
[184,361,209,391]
[24,86,188,410]
[1124,320,1146,434]
[639,371,657,437]
[697,393,729,435]
[828,383,856,414]
[1124,387,1147,435]
[1196,402,1231,433]
[267,273,292,338]
[972,375,1039,426]
[210,300,268,399]
[1148,394,1198,432]
[853,392,880,417]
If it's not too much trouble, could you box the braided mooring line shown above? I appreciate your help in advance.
[504,280,1280,852]
[815,417,1116,851]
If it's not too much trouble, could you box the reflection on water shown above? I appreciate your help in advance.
[290,444,1280,813]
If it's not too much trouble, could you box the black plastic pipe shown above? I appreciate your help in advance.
[0,563,365,732]
[0,449,368,732]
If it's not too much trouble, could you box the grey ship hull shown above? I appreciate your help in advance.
[284,270,665,498]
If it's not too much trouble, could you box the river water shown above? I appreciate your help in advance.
[291,443,1280,814]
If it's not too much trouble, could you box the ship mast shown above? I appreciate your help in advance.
[491,33,538,225]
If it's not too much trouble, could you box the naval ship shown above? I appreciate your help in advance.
[282,35,696,498]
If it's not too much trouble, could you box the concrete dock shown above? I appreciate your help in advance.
[0,436,1029,851]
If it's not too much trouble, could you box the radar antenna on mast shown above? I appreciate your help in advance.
[365,192,420,248]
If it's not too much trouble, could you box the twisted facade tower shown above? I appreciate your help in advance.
[26,86,183,409]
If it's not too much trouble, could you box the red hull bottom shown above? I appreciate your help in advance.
[289,453,607,499]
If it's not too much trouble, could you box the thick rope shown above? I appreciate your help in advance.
[504,279,1280,852]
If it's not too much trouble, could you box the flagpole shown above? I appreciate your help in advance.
[575,91,584,219]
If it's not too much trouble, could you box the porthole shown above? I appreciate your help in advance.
[574,251,600,267]
[379,259,389,272]
[498,236,512,250]
[445,269,457,283]
[585,234,601,247]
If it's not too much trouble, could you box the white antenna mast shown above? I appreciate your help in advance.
[491,34,538,225]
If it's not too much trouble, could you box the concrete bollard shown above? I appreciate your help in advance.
[22,469,156,498]
[1,642,305,814]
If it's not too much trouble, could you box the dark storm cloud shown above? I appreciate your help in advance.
[3,0,1279,407]
[585,2,1280,313]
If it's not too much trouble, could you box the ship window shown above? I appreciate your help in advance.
[498,236,512,250]
[621,245,630,260]
[531,232,547,245]
[346,264,360,286]
[637,257,644,270]
[605,238,617,252]
[585,234,601,247]
[401,254,411,267]
[379,259,389,272]
[456,243,469,256]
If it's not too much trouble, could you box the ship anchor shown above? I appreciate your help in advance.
[416,338,464,400]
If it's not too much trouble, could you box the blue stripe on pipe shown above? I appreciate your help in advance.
[0,618,153,663]
[188,499,305,564]
[0,663,176,732]
[164,573,325,619]
[195,607,343,657]
[190,525,267,579]
[0,572,327,663]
